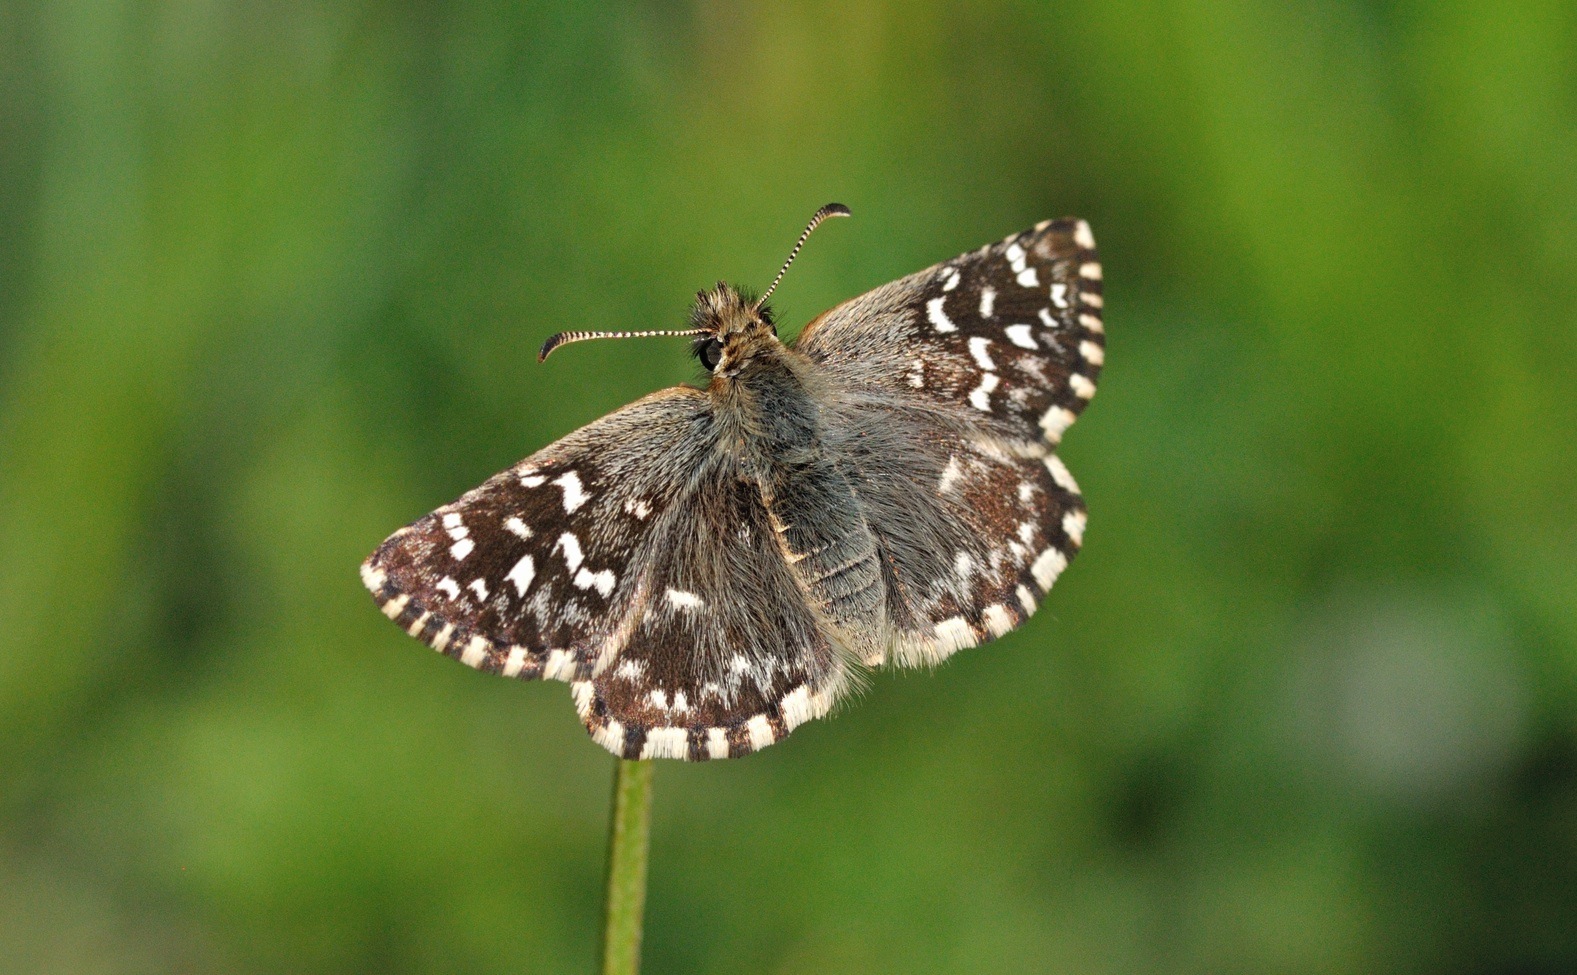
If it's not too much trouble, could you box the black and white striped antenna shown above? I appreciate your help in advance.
[755,203,851,310]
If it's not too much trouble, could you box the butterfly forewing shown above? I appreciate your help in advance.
[362,387,848,759]
[795,218,1103,449]
[362,388,713,680]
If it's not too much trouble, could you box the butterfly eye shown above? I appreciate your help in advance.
[699,338,723,371]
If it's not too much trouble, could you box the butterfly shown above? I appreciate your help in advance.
[361,204,1104,760]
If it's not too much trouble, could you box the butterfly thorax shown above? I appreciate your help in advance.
[688,283,819,458]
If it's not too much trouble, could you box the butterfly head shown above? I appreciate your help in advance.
[689,283,779,378]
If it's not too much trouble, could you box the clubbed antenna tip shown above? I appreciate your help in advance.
[539,328,709,362]
[756,203,852,308]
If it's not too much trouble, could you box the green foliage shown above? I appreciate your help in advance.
[1,1,1574,972]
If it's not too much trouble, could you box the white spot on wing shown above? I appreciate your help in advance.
[555,533,583,573]
[543,649,577,682]
[1032,547,1068,589]
[1040,406,1076,442]
[623,498,651,520]
[1082,292,1104,309]
[642,728,688,760]
[780,686,812,730]
[571,680,594,718]
[449,537,475,561]
[615,658,647,681]
[1043,455,1081,493]
[520,473,546,488]
[1063,510,1087,547]
[379,593,409,620]
[968,372,999,411]
[1073,220,1095,248]
[1069,374,1097,399]
[938,455,963,494]
[502,645,529,677]
[907,360,925,388]
[746,715,776,751]
[504,517,533,539]
[942,268,961,291]
[1005,324,1037,349]
[1050,283,1069,309]
[436,577,461,599]
[954,551,975,579]
[1004,243,1040,287]
[926,297,957,333]
[553,471,589,512]
[403,612,426,639]
[1017,584,1038,615]
[431,623,454,653]
[1079,312,1104,333]
[442,512,464,531]
[468,578,490,601]
[666,588,704,610]
[1079,262,1102,280]
[968,337,996,371]
[460,635,489,668]
[706,728,730,759]
[574,568,616,597]
[1079,340,1105,366]
[593,719,626,754]
[505,554,536,596]
[980,287,996,318]
[934,616,978,654]
[983,604,1015,637]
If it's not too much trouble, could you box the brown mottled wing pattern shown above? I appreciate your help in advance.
[796,218,1103,449]
[795,218,1103,662]
[361,388,846,760]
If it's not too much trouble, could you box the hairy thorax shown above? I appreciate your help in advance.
[696,283,827,473]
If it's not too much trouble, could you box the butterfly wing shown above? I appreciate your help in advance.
[795,217,1103,449]
[821,397,1088,665]
[794,218,1102,663]
[361,386,846,759]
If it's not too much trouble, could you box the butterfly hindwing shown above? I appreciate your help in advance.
[795,218,1103,449]
[820,397,1087,666]
[579,466,850,760]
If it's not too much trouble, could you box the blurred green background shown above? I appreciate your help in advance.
[2,1,1574,972]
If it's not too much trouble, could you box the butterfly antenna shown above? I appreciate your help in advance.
[539,328,710,362]
[755,203,851,309]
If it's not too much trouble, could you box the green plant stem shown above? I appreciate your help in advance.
[599,759,654,975]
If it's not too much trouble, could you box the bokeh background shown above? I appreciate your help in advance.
[3,1,1574,972]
